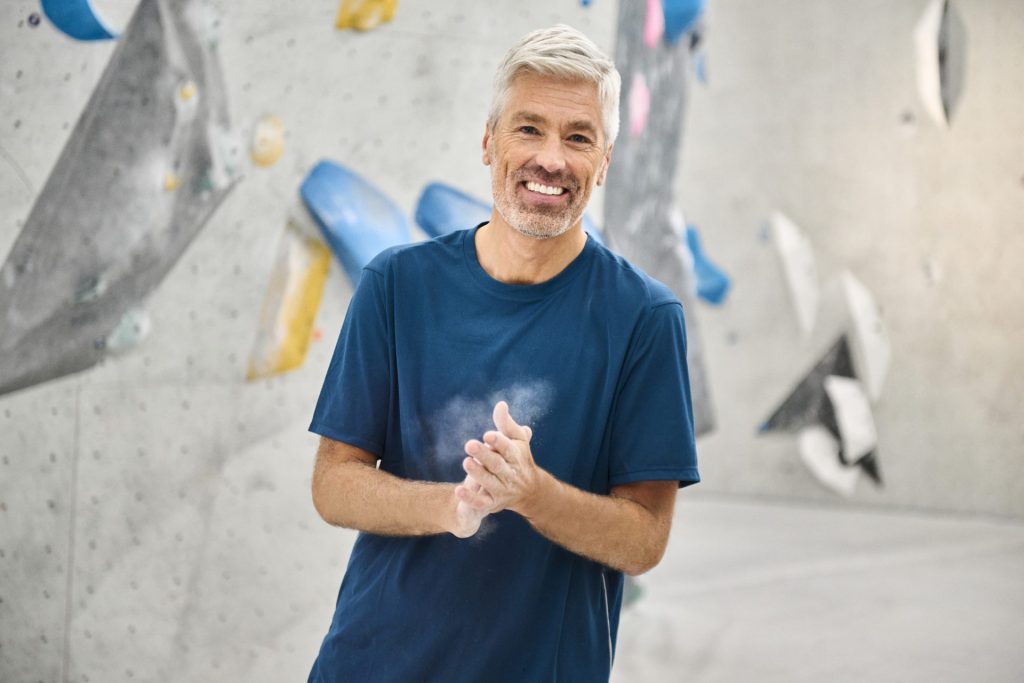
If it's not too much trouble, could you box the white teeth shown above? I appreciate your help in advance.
[526,181,565,196]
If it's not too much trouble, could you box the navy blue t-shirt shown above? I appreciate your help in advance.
[308,226,699,682]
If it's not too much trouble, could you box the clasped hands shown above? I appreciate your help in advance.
[449,400,544,538]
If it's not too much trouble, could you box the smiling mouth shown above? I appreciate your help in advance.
[523,180,567,196]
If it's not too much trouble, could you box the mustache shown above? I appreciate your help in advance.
[514,166,578,192]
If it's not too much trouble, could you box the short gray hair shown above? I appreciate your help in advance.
[488,25,621,147]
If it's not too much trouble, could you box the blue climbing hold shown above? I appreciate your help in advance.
[300,160,412,281]
[415,182,491,238]
[686,224,731,305]
[663,0,705,45]
[41,0,118,41]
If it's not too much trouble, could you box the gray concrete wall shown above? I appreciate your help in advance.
[1,0,1021,681]
[679,0,1024,516]
[0,1,616,680]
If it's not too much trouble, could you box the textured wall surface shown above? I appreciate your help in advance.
[604,0,716,435]
[678,0,1024,516]
[0,0,238,397]
[1,0,1023,681]
[0,1,615,680]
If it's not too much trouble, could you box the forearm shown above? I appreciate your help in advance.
[312,460,455,536]
[519,472,671,576]
[459,405,675,573]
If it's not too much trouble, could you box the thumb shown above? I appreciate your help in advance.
[493,401,531,441]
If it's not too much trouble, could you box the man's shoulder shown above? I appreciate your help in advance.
[364,229,467,277]
[589,241,680,310]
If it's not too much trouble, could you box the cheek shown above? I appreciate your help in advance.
[502,160,523,183]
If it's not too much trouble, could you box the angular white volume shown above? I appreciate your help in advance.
[914,0,947,127]
[841,271,891,401]
[771,211,819,336]
[824,375,878,464]
[798,425,860,498]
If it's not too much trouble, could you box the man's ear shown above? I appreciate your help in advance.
[482,124,492,166]
[596,144,614,186]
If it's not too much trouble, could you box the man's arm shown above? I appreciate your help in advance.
[523,478,676,577]
[311,436,491,538]
[457,402,679,576]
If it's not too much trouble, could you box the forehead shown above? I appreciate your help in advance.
[503,72,603,130]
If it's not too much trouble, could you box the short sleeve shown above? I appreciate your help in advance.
[309,267,391,457]
[608,302,700,488]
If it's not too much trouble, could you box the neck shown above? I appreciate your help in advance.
[475,215,588,285]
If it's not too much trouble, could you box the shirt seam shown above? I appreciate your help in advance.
[589,244,680,309]
[309,422,384,458]
[648,300,683,313]
[462,225,596,302]
[610,466,699,479]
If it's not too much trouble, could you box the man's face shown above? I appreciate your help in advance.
[483,72,613,240]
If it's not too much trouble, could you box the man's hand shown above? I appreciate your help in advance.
[456,401,548,517]
[449,402,678,574]
[450,473,493,538]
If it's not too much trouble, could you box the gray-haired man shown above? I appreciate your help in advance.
[308,25,699,682]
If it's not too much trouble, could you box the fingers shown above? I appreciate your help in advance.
[492,401,532,442]
[467,438,519,479]
[464,440,516,489]
[463,455,503,494]
[483,430,518,464]
[455,483,494,511]
[463,472,483,493]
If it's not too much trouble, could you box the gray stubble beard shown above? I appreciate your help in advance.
[493,200,576,241]
[490,169,583,241]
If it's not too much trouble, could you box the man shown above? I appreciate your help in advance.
[308,24,699,682]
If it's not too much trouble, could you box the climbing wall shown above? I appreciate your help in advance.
[2,0,1024,681]
[0,1,617,680]
[604,0,718,436]
[677,0,1024,512]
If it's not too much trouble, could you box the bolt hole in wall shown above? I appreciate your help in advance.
[1,0,1023,682]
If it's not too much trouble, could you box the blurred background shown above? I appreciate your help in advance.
[1,0,1022,681]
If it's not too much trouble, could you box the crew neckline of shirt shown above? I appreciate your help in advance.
[462,222,596,301]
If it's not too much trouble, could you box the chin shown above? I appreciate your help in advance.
[494,195,582,241]
[509,218,574,240]
[508,209,579,241]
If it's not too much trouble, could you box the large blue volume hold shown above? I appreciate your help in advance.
[301,160,412,282]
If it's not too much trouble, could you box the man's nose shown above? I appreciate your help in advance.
[534,136,567,174]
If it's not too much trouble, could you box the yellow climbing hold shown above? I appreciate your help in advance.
[163,173,179,191]
[246,221,332,380]
[179,81,197,101]
[335,0,398,31]
[250,116,285,168]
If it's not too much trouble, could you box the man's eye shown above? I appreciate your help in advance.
[568,134,591,144]
[519,126,540,135]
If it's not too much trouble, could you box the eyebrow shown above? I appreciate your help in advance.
[510,111,600,139]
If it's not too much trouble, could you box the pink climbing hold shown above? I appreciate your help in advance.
[643,0,664,49]
[628,72,651,139]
